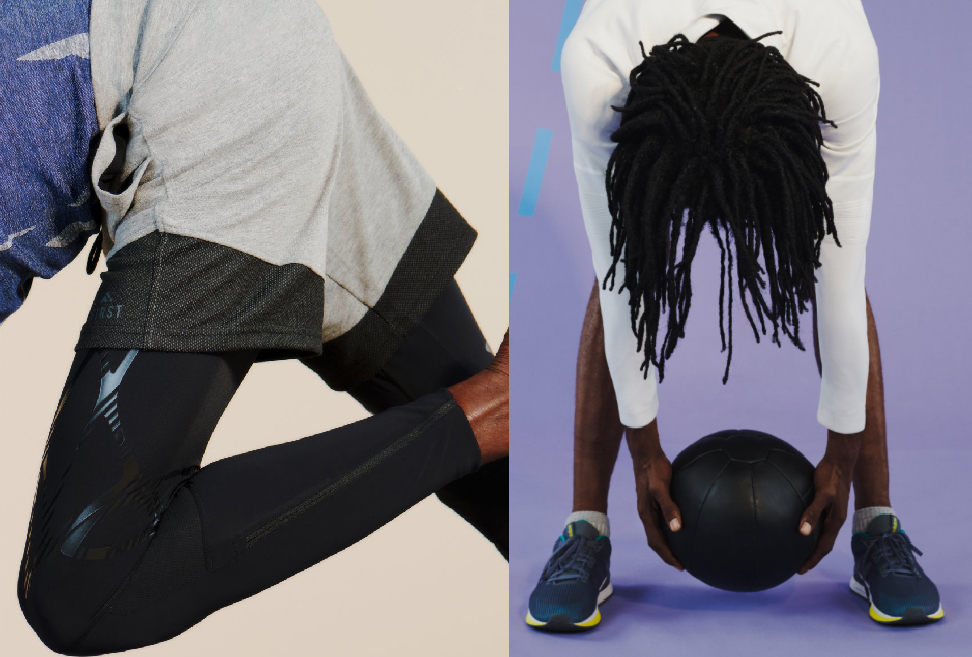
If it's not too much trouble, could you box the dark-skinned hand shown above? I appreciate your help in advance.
[627,421,684,571]
[797,430,863,575]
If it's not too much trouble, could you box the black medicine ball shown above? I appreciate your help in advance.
[662,429,820,592]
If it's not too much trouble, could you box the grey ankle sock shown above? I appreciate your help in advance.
[565,511,610,537]
[853,506,896,533]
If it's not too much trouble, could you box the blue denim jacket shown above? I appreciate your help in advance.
[0,1,98,323]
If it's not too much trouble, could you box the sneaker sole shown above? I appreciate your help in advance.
[525,580,614,632]
[849,576,943,625]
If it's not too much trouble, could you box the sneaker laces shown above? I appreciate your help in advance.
[859,532,925,578]
[542,536,599,584]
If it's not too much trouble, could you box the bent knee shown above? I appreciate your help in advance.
[19,562,100,655]
[20,487,208,654]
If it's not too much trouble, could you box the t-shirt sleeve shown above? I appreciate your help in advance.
[0,5,100,324]
[813,27,881,434]
[561,22,660,428]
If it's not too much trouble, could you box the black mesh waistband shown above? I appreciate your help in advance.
[77,232,325,357]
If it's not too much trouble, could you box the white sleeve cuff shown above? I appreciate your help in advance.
[618,395,660,430]
[816,406,866,435]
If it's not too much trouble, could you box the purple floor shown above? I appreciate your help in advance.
[510,2,972,655]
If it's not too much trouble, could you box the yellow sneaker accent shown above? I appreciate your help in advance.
[868,603,944,623]
[524,607,602,629]
[525,612,546,627]
[869,605,902,623]
[575,609,601,628]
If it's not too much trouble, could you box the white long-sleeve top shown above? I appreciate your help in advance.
[562,0,879,434]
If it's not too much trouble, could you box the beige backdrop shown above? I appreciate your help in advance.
[0,1,509,655]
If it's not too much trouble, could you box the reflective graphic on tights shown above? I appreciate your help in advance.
[57,349,169,560]
[21,350,147,599]
[81,349,137,446]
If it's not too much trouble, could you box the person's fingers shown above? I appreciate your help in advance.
[645,521,685,570]
[797,509,843,575]
[798,485,834,537]
[799,497,848,574]
[648,477,682,532]
[637,495,685,570]
[795,479,834,575]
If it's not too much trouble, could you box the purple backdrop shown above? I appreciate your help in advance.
[510,1,972,655]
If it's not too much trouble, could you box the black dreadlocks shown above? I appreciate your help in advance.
[604,32,838,384]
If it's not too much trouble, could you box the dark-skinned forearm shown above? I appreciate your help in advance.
[625,422,663,467]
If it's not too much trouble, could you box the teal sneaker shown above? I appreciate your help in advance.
[850,514,943,625]
[525,520,612,632]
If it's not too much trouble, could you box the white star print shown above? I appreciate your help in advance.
[0,226,36,251]
[17,33,89,62]
[46,219,97,248]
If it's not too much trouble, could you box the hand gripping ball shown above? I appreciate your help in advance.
[662,429,820,592]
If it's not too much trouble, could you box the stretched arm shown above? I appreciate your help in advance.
[797,33,880,569]
[561,20,679,568]
[799,293,891,574]
[561,19,658,430]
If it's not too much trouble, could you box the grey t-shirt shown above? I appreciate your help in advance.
[79,0,475,386]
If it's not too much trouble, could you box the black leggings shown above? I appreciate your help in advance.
[18,281,507,655]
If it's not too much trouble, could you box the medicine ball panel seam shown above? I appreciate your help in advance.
[751,462,818,591]
[671,448,726,472]
[764,460,813,506]
[765,449,815,503]
[749,464,758,593]
[687,459,732,573]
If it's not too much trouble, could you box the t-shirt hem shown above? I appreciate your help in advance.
[76,328,323,358]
